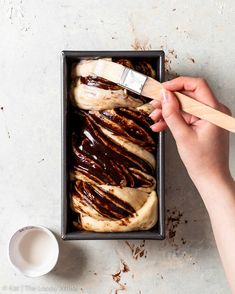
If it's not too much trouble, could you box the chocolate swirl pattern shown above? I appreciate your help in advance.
[70,59,158,232]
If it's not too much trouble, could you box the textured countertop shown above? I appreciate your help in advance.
[0,0,234,293]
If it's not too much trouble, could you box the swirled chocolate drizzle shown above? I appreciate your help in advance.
[73,180,135,220]
[70,58,158,232]
[72,109,155,188]
[96,108,156,152]
[80,76,121,91]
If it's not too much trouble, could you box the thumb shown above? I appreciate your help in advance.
[161,89,191,140]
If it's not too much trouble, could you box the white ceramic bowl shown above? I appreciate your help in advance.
[8,226,59,277]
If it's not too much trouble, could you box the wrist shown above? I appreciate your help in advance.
[192,169,233,188]
[192,171,235,212]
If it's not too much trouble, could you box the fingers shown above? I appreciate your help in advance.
[150,120,167,132]
[163,76,202,91]
[150,100,162,109]
[149,100,164,131]
[163,77,219,108]
[160,89,192,140]
[219,103,232,116]
[149,108,162,121]
[149,95,199,133]
[149,106,166,132]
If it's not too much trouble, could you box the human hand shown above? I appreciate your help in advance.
[149,77,232,184]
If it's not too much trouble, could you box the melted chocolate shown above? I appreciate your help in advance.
[116,59,134,69]
[80,76,121,90]
[70,58,157,227]
[89,108,155,152]
[72,109,155,188]
[135,61,156,78]
[73,181,135,220]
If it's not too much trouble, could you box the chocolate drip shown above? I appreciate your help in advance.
[89,108,155,152]
[116,59,134,69]
[73,181,135,220]
[135,61,156,78]
[115,59,156,78]
[80,76,121,90]
[72,109,154,188]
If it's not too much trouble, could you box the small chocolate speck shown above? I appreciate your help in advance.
[181,238,187,245]
[172,8,176,11]
[188,57,195,63]
[139,249,145,258]
[169,229,176,239]
[112,270,121,283]
[185,220,188,224]
[166,209,184,244]
[121,260,130,273]
[135,247,141,256]
[125,240,146,260]
[0,106,3,110]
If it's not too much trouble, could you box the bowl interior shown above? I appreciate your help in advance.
[9,226,59,277]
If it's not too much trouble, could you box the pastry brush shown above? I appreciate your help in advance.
[89,59,235,133]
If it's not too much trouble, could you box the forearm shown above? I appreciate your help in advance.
[152,76,234,290]
[193,173,235,292]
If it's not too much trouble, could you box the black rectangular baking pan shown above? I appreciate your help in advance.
[61,50,165,240]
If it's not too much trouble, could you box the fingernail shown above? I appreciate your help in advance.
[149,100,155,105]
[160,89,168,103]
[149,112,153,118]
[162,81,171,86]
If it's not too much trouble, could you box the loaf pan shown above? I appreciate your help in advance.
[61,50,165,240]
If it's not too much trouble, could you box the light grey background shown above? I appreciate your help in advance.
[0,0,234,293]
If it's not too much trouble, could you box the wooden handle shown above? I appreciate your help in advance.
[142,77,235,133]
[91,60,235,133]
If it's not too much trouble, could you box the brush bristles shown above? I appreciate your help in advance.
[92,60,125,84]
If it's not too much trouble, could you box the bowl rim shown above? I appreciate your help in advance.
[8,225,59,277]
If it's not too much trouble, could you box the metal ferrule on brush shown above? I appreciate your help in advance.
[118,68,148,95]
